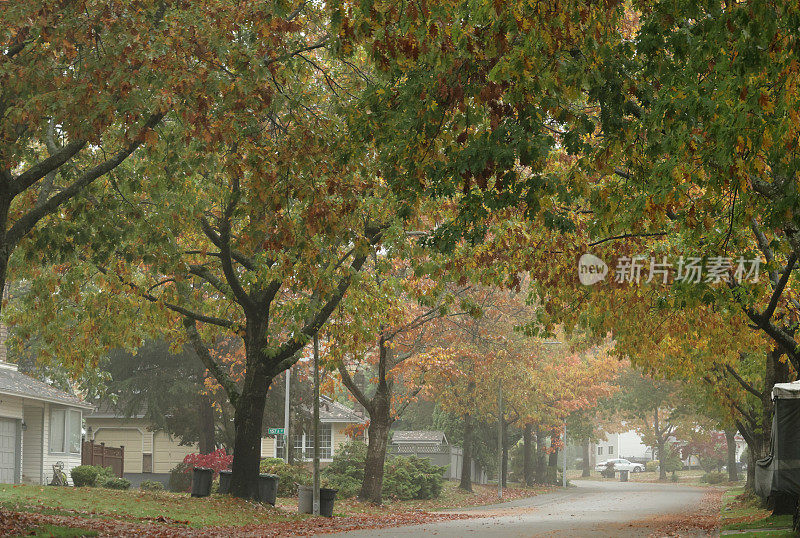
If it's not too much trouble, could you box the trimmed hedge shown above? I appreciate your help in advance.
[321,441,367,498]
[383,456,445,500]
[70,465,116,487]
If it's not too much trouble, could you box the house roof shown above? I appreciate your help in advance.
[0,362,93,409]
[391,430,448,444]
[86,399,147,419]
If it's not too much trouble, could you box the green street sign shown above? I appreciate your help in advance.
[267,428,285,435]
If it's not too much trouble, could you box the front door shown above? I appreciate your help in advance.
[0,418,17,483]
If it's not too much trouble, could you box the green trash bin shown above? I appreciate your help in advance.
[257,474,279,505]
[319,488,337,517]
[218,470,232,494]
[191,467,213,497]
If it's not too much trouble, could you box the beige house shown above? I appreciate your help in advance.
[85,396,366,482]
[0,360,93,485]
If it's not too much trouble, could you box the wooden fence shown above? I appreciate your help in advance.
[81,441,124,477]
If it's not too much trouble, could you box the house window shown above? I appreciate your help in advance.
[284,425,333,460]
[50,409,81,454]
[598,446,603,455]
[608,446,614,455]
[276,435,286,459]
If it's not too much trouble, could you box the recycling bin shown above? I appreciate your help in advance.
[191,467,213,497]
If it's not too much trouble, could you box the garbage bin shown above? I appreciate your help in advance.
[191,467,213,497]
[319,488,337,517]
[218,470,232,494]
[620,470,629,482]
[257,474,279,505]
[298,485,313,514]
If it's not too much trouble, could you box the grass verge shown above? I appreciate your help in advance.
[720,486,795,536]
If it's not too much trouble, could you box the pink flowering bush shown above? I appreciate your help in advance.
[182,449,233,479]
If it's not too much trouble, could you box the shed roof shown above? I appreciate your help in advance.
[391,430,448,444]
[0,362,93,409]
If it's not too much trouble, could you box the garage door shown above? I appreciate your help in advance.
[0,418,17,484]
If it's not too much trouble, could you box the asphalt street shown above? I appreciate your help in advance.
[329,480,710,537]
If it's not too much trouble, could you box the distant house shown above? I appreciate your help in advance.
[0,360,93,485]
[85,395,366,484]
[391,430,449,451]
[389,430,487,484]
[591,431,654,465]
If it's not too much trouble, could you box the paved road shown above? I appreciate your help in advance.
[331,480,710,537]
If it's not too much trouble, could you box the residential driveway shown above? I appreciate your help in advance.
[327,480,712,537]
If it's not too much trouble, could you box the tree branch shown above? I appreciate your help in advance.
[6,112,164,247]
[183,317,240,406]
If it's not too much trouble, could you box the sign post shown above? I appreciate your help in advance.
[284,369,290,463]
[313,334,321,516]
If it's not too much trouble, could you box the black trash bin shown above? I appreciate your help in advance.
[191,467,213,497]
[257,474,279,505]
[619,470,629,482]
[319,488,337,517]
[218,470,232,494]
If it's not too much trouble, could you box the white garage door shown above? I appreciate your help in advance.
[0,418,16,484]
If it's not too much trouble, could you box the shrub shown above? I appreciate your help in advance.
[645,461,659,473]
[70,465,100,487]
[670,471,679,483]
[259,459,312,497]
[383,456,445,500]
[70,465,116,487]
[701,471,726,484]
[100,477,131,490]
[140,480,165,491]
[169,462,192,492]
[321,441,368,499]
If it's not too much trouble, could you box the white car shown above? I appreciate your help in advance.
[594,458,645,473]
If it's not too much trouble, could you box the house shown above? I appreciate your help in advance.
[0,360,93,485]
[259,396,367,464]
[591,430,654,465]
[85,395,367,484]
[389,429,488,485]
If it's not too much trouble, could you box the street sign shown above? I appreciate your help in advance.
[267,428,285,435]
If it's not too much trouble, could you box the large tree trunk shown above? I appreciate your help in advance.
[229,318,271,499]
[548,442,558,485]
[582,442,591,477]
[198,392,216,455]
[657,436,667,481]
[460,413,473,491]
[230,367,271,498]
[725,429,739,482]
[535,429,547,484]
[360,400,391,504]
[746,444,756,492]
[523,423,534,486]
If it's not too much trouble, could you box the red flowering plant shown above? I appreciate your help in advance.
[182,449,233,479]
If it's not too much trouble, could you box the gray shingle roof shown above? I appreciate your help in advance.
[319,397,366,424]
[391,430,448,444]
[0,364,93,409]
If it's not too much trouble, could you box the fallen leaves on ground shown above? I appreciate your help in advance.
[0,506,474,537]
[639,488,723,537]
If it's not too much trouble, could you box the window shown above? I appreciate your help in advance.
[608,446,614,455]
[597,446,603,455]
[276,435,286,460]
[286,425,333,460]
[50,409,81,454]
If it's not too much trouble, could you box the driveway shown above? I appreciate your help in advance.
[329,480,713,537]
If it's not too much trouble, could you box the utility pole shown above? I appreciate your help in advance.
[563,420,567,488]
[312,334,321,516]
[497,380,503,499]
[283,368,290,463]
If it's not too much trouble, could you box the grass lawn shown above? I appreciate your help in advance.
[0,480,549,534]
[0,484,304,528]
[720,486,796,536]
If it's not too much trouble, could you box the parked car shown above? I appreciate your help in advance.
[594,458,646,473]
